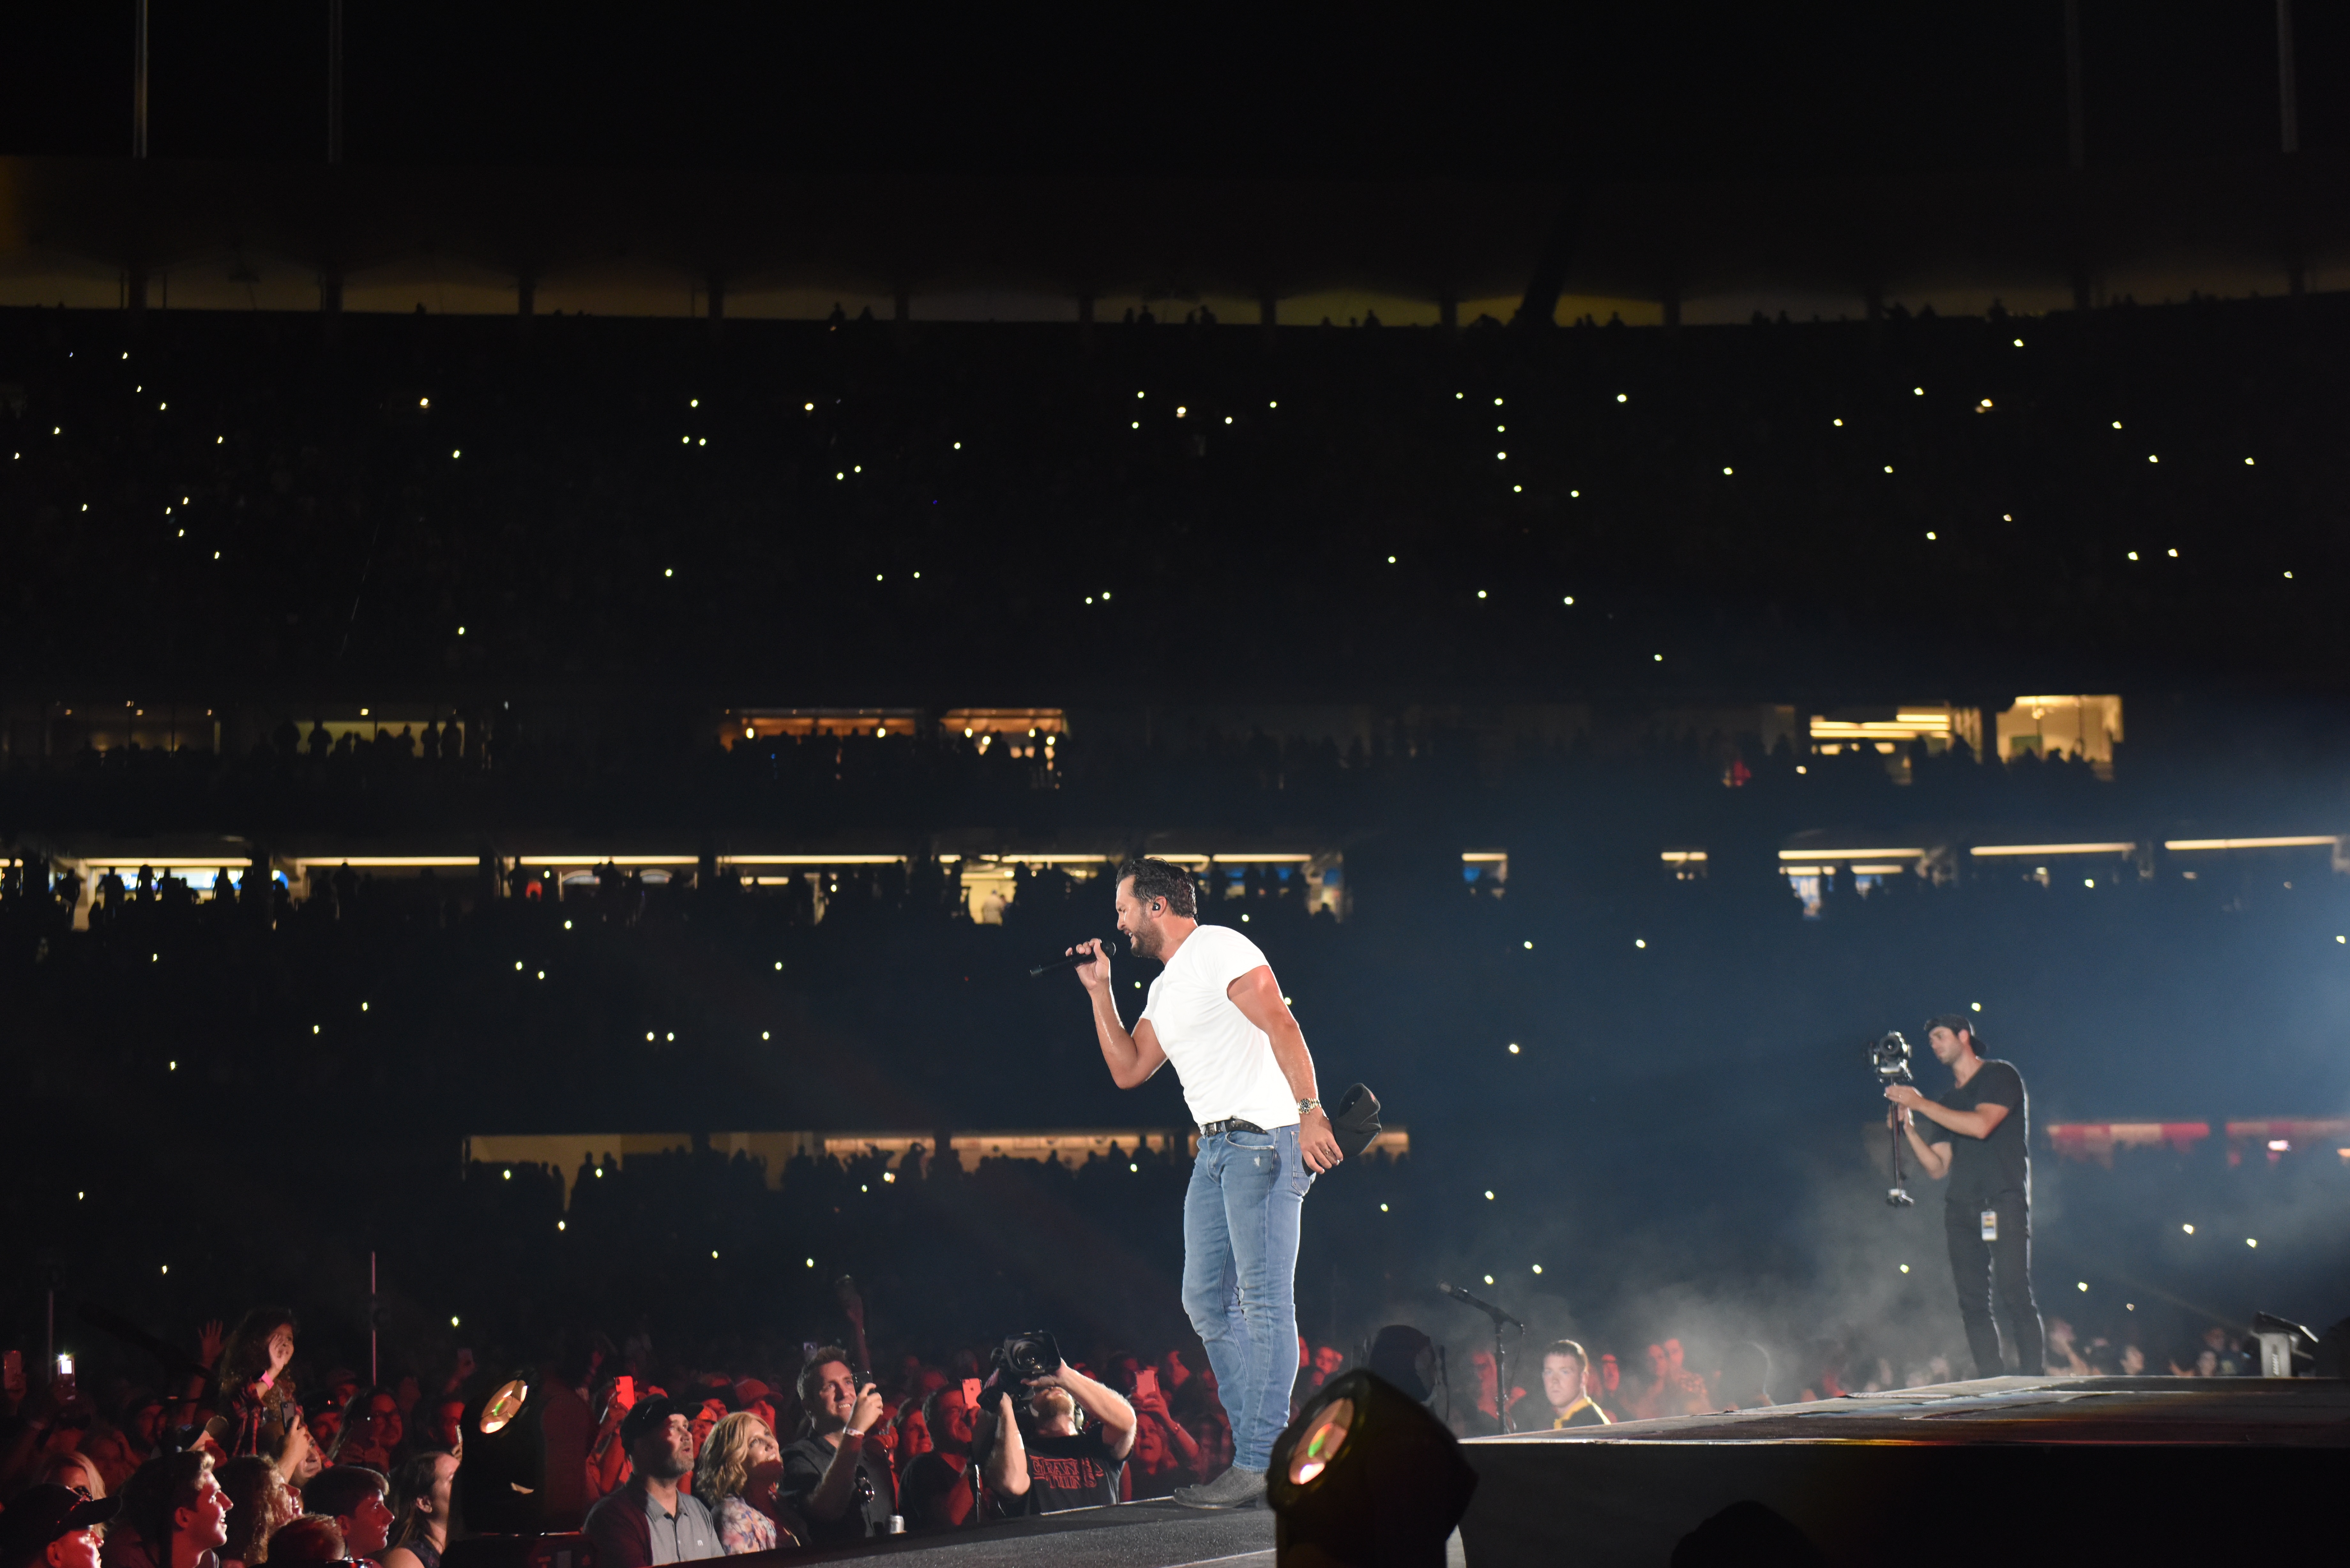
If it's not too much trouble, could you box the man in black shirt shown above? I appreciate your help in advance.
[984,1359,1135,1516]
[898,1385,981,1532]
[1887,1014,2044,1377]
[778,1350,895,1544]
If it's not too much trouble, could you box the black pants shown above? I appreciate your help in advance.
[1943,1192,2043,1377]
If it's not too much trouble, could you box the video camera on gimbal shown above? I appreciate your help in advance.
[1870,1030,1914,1086]
[1872,1031,1917,1206]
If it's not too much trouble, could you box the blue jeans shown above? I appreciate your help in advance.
[1181,1125,1313,1471]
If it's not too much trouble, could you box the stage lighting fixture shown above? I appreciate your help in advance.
[457,1369,590,1536]
[480,1378,529,1434]
[1267,1369,1477,1568]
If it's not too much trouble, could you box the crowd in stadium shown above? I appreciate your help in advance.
[6,293,2347,1560]
[2,290,2343,701]
[0,1257,2265,1566]
[1,844,2334,1551]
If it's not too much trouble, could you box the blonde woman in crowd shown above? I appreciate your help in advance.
[690,1413,804,1554]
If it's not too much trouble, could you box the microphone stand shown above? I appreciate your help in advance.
[1491,1316,1512,1434]
[1439,1285,1524,1435]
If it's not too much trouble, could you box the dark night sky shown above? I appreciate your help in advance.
[2,3,2346,182]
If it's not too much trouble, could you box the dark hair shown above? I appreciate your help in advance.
[215,1309,299,1401]
[1923,1014,1980,1048]
[330,1385,402,1463]
[795,1348,852,1408]
[263,1517,345,1568]
[300,1465,386,1522]
[215,1456,284,1565]
[383,1452,447,1555]
[1117,857,1196,919]
[1541,1339,1590,1369]
[1367,1324,1435,1403]
[123,1450,216,1554]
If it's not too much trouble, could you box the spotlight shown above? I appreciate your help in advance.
[1267,1369,1477,1567]
[454,1370,590,1536]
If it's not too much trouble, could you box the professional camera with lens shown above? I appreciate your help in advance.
[993,1330,1063,1383]
[1869,1030,1914,1085]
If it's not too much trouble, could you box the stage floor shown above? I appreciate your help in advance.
[737,1499,1466,1568]
[1477,1370,2350,1444]
[761,1498,1274,1568]
[1459,1374,2350,1565]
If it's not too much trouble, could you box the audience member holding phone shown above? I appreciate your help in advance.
[777,1351,894,1545]
[1122,1362,1202,1498]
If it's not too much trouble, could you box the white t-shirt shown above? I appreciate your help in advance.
[1140,923,1299,1131]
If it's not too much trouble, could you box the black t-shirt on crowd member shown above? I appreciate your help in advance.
[899,1452,978,1532]
[1550,1397,1610,1429]
[780,1433,895,1544]
[996,1426,1124,1516]
[1929,1058,2029,1206]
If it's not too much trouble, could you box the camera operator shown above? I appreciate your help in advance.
[981,1355,1135,1517]
[777,1351,894,1544]
[1884,1014,2044,1378]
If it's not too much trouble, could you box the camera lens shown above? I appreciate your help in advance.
[998,1330,1062,1381]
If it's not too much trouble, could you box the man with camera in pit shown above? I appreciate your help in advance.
[1884,1014,2045,1378]
[976,1333,1136,1517]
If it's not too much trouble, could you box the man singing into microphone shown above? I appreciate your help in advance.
[1067,857,1343,1511]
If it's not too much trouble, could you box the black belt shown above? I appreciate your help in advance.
[1199,1119,1268,1137]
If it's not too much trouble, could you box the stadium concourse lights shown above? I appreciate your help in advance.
[1968,842,2135,858]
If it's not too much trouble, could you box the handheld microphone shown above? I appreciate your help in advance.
[1028,937,1119,978]
[1437,1281,1526,1329]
